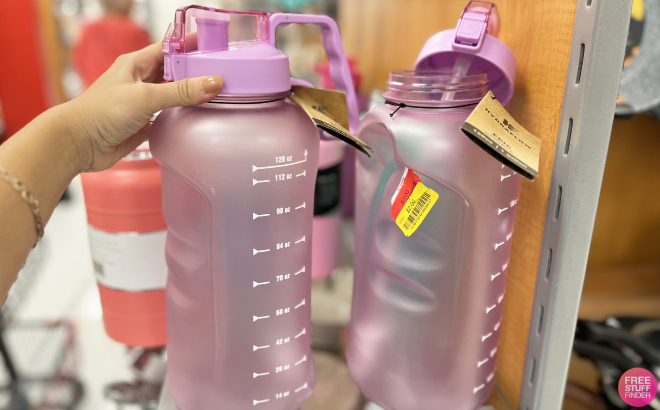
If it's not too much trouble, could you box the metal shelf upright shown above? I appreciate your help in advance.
[518,0,632,409]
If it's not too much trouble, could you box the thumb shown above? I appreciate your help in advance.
[147,76,223,112]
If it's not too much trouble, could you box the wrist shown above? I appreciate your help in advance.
[53,100,94,175]
[0,101,87,226]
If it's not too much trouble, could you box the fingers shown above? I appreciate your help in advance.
[132,42,166,83]
[144,76,224,112]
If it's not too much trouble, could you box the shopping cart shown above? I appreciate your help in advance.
[0,242,84,410]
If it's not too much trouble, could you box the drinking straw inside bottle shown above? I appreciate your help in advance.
[441,54,475,101]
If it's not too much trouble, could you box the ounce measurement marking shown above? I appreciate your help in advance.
[252,150,308,172]
[473,384,485,394]
[294,383,308,393]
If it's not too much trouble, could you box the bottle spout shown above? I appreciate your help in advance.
[196,17,229,52]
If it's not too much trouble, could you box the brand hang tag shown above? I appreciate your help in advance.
[290,86,374,157]
[390,168,438,237]
[461,91,541,180]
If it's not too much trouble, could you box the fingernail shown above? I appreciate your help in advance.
[202,76,223,94]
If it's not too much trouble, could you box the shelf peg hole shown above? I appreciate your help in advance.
[554,186,563,221]
[576,44,585,84]
[565,118,573,155]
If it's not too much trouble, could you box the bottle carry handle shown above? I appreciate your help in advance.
[268,13,359,133]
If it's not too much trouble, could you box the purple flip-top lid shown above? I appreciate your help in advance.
[415,2,517,105]
[162,5,360,132]
[162,7,289,96]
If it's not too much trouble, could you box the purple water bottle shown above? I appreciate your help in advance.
[348,3,519,409]
[150,6,358,410]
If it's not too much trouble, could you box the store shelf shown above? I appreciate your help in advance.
[338,0,585,408]
[339,0,632,409]
[588,115,660,269]
[518,0,632,409]
[563,263,660,410]
[561,88,660,410]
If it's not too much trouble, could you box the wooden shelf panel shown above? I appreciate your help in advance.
[588,115,660,270]
[583,263,660,296]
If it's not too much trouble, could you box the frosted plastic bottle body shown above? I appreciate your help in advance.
[348,104,522,410]
[150,98,318,410]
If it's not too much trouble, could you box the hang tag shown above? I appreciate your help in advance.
[461,91,541,180]
[390,168,438,237]
[290,86,374,157]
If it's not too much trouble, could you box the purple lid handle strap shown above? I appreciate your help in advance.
[268,13,359,133]
[453,1,500,53]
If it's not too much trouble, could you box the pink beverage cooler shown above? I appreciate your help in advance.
[348,3,520,410]
[81,145,167,348]
[150,6,358,410]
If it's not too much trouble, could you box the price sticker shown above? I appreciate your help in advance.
[390,168,438,237]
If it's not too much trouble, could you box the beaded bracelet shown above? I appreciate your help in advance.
[0,166,44,244]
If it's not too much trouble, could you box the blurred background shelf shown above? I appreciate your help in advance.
[564,111,660,409]
[588,114,660,272]
[580,263,660,320]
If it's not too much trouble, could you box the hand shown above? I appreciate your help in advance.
[64,42,223,172]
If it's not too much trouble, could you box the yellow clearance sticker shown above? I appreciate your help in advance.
[395,182,439,237]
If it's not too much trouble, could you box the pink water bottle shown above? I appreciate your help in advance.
[149,6,358,410]
[348,3,519,410]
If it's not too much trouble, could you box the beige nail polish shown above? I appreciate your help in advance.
[202,76,223,94]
